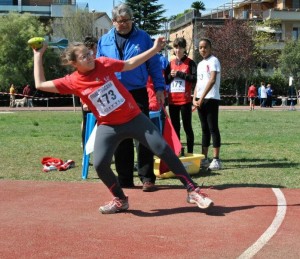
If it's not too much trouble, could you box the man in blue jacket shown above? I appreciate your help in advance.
[96,3,165,191]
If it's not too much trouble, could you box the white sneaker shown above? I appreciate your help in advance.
[187,187,214,209]
[99,196,129,214]
[208,159,222,170]
[201,158,210,168]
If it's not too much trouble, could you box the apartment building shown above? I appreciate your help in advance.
[169,0,300,61]
[0,0,112,39]
[0,0,78,18]
[209,0,300,43]
[168,10,227,61]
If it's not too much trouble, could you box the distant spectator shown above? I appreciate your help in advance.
[288,85,296,98]
[9,84,15,107]
[288,85,297,107]
[23,84,34,107]
[247,83,257,111]
[257,84,261,105]
[266,83,273,107]
[260,82,267,107]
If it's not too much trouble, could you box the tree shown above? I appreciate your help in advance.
[278,39,300,87]
[204,20,256,102]
[191,1,206,13]
[252,19,281,71]
[125,0,166,36]
[52,6,94,42]
[0,12,64,92]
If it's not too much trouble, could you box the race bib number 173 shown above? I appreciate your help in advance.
[88,81,125,116]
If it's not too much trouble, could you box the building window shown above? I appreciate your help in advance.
[293,0,300,9]
[53,0,69,3]
[292,27,300,40]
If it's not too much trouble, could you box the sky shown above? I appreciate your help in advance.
[80,0,232,18]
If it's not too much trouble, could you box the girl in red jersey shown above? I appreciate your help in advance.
[165,37,197,154]
[33,38,213,214]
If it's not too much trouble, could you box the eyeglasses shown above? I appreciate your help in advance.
[115,18,132,25]
[78,50,94,62]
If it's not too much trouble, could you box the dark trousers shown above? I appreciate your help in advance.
[266,96,272,107]
[114,88,155,186]
[197,99,221,148]
[168,103,194,153]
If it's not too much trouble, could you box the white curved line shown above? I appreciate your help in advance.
[238,188,287,259]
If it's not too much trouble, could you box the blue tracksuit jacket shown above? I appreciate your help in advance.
[96,26,165,92]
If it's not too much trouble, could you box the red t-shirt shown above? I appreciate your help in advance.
[248,85,257,98]
[53,58,141,125]
[147,76,163,111]
[23,86,31,96]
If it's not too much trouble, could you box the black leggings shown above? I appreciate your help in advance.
[168,103,194,153]
[93,113,198,198]
[114,88,154,185]
[197,99,221,148]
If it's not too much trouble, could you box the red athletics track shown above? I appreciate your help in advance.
[0,180,299,259]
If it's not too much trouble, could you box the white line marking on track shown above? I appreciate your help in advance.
[238,188,287,259]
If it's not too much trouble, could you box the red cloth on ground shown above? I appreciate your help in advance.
[41,157,75,172]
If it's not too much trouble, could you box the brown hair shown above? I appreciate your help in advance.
[60,43,86,66]
[173,37,187,49]
[83,36,98,49]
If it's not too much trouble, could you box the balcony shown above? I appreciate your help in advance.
[170,9,201,30]
[0,4,78,17]
[0,5,50,16]
[263,8,300,20]
[261,40,285,50]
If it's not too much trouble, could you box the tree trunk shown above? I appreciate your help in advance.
[244,79,248,105]
[235,88,239,105]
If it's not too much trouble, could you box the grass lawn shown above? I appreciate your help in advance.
[0,108,299,188]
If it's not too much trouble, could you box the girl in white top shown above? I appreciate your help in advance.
[195,57,221,99]
[193,38,222,170]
